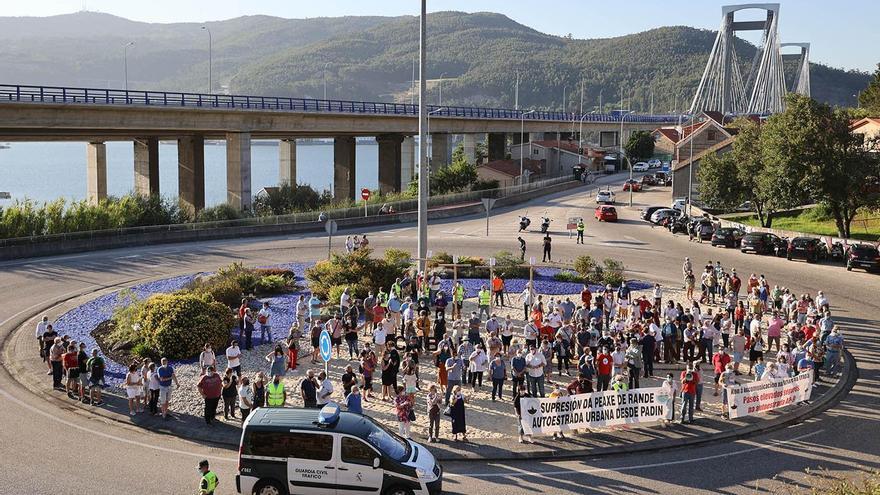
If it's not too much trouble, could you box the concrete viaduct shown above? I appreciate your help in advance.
[0,84,679,211]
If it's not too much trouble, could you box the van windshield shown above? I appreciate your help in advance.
[363,418,410,462]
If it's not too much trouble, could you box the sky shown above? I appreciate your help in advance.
[6,0,878,72]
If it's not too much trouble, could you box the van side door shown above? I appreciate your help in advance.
[285,431,337,495]
[336,436,383,494]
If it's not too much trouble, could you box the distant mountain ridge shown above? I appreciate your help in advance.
[0,11,869,110]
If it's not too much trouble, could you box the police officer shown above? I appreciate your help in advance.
[198,460,219,495]
[266,374,286,407]
[477,285,491,320]
[452,281,465,320]
[576,218,585,244]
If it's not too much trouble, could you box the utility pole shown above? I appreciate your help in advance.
[201,26,212,93]
[417,0,429,272]
[599,89,603,113]
[579,80,585,144]
[515,70,520,110]
[123,41,134,91]
[650,88,654,115]
[411,57,416,106]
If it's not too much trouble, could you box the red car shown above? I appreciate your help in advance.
[622,179,642,192]
[595,205,618,222]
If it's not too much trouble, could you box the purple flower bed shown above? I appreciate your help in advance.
[51,260,650,384]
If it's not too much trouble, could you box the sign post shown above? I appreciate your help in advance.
[481,198,497,237]
[318,329,332,375]
[325,220,338,259]
[566,217,581,239]
[361,188,371,218]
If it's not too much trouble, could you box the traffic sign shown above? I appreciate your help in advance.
[325,220,338,235]
[319,330,332,362]
[481,198,497,211]
[361,188,371,201]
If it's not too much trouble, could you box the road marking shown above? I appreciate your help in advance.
[445,429,823,479]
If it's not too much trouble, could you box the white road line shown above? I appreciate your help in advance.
[445,429,823,479]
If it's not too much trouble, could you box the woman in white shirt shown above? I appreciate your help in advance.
[468,345,488,391]
[199,344,216,373]
[124,364,144,416]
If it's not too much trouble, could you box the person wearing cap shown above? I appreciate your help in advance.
[575,353,595,393]
[197,460,219,495]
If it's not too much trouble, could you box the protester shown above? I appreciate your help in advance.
[196,366,222,425]
[449,385,468,442]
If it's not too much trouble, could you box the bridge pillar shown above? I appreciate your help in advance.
[462,134,481,165]
[226,132,252,210]
[279,139,297,185]
[86,142,107,205]
[133,138,160,196]
[431,133,450,168]
[178,135,205,213]
[333,136,356,200]
[401,136,415,187]
[488,133,506,161]
[377,134,404,194]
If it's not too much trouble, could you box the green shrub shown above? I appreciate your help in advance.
[140,293,234,359]
[427,251,454,269]
[573,255,601,282]
[188,276,245,307]
[601,259,626,287]
[131,342,160,361]
[305,248,408,300]
[383,248,412,267]
[194,204,247,223]
[256,274,288,293]
[492,250,529,278]
[252,182,324,216]
[553,270,585,283]
[471,179,500,191]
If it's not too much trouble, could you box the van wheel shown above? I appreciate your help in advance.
[384,487,415,495]
[254,479,286,495]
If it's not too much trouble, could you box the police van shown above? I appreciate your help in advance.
[236,404,442,495]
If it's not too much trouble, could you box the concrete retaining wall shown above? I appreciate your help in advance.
[0,180,583,261]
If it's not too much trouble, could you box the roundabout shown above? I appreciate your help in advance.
[1,183,878,494]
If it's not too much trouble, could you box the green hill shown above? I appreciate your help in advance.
[0,11,869,110]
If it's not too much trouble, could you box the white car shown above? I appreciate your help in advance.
[647,158,662,168]
[650,208,681,224]
[596,189,616,204]
[671,198,687,211]
[632,162,650,172]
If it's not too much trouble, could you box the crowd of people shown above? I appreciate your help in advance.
[37,254,846,442]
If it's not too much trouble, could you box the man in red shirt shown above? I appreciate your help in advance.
[197,366,223,425]
[62,344,80,399]
[712,347,732,396]
[580,285,592,307]
[596,347,613,391]
[680,364,698,423]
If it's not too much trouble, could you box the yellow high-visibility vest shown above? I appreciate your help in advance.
[267,382,285,407]
[478,289,491,306]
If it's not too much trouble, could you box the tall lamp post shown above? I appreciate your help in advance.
[514,70,520,110]
[322,62,331,101]
[520,109,536,181]
[438,73,446,106]
[201,26,212,93]
[619,110,634,207]
[417,0,428,272]
[426,107,445,171]
[123,41,134,91]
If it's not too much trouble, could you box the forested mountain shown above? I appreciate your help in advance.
[0,11,869,111]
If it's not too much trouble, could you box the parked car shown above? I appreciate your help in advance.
[740,232,785,256]
[671,198,687,211]
[647,158,662,169]
[596,189,616,204]
[632,162,650,172]
[668,215,693,234]
[845,244,880,272]
[829,241,846,262]
[711,227,745,248]
[595,205,618,222]
[641,174,658,186]
[696,219,716,241]
[641,206,666,222]
[787,236,829,263]
[622,179,642,192]
[650,208,681,225]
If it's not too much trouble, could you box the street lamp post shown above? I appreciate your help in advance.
[417,0,428,272]
[619,110,634,207]
[438,73,446,106]
[520,109,536,182]
[515,70,520,110]
[123,41,134,91]
[322,62,331,101]
[201,26,212,93]
[599,89,604,114]
[411,57,416,106]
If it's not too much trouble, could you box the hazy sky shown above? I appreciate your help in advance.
[7,0,878,72]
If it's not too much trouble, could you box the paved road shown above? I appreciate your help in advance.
[0,182,877,494]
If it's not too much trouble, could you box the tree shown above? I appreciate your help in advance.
[696,151,745,211]
[731,119,776,227]
[761,94,880,238]
[858,63,880,114]
[624,131,654,161]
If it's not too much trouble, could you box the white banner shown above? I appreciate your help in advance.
[728,372,813,418]
[520,387,668,435]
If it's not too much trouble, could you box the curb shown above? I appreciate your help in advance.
[5,285,857,461]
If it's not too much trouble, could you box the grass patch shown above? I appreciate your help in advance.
[727,206,880,241]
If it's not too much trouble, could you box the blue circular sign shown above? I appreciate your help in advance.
[319,330,332,362]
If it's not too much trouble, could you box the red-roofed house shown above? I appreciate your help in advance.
[851,117,880,141]
[478,158,544,183]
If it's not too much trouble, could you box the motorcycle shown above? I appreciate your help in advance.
[519,216,531,232]
[540,217,551,234]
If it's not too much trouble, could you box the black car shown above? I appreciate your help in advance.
[846,244,880,272]
[786,237,829,263]
[641,206,665,222]
[696,220,716,241]
[711,227,745,247]
[740,232,785,256]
